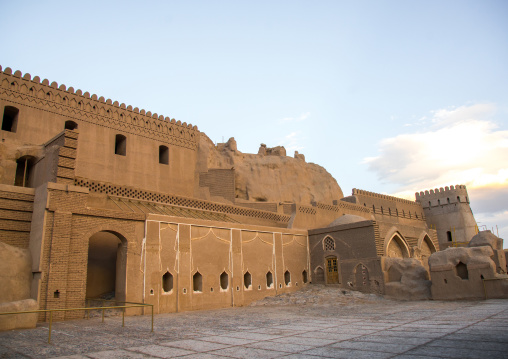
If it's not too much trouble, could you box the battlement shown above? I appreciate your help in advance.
[0,65,199,149]
[415,185,470,208]
[352,188,419,207]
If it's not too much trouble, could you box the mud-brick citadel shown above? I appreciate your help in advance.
[1,65,507,330]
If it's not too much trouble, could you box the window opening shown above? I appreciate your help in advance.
[115,134,127,156]
[162,271,173,292]
[220,271,228,290]
[266,271,273,288]
[159,145,169,165]
[15,156,35,188]
[455,262,468,280]
[193,272,202,292]
[244,271,252,289]
[302,270,308,284]
[446,231,452,242]
[324,236,335,251]
[284,270,291,286]
[2,106,19,132]
[65,120,78,130]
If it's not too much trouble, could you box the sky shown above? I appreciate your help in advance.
[1,1,507,243]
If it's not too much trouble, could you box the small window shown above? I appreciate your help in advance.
[162,271,173,293]
[220,271,228,290]
[193,271,202,292]
[115,134,127,156]
[65,120,78,130]
[2,106,19,132]
[244,271,252,289]
[266,271,273,288]
[302,270,308,284]
[159,145,169,165]
[447,198,450,204]
[324,236,335,251]
[455,262,468,280]
[446,231,452,242]
[284,270,291,286]
[15,156,35,188]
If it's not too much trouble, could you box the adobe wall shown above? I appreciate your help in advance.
[0,185,34,249]
[0,66,199,197]
[345,189,439,257]
[144,215,309,314]
[291,200,372,230]
[27,181,308,320]
[308,220,384,294]
[416,185,477,248]
[30,183,145,321]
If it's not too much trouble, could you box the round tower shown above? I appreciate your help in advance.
[415,185,477,249]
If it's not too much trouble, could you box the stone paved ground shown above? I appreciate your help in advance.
[1,285,507,358]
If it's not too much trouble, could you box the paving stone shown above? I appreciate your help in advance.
[271,336,338,347]
[209,346,284,358]
[87,349,157,358]
[330,340,417,353]
[0,291,507,359]
[404,345,507,359]
[351,334,433,346]
[159,339,231,352]
[126,345,195,358]
[246,340,316,353]
[198,335,258,345]
[301,346,394,358]
[427,338,508,351]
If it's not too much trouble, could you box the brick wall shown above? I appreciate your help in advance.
[0,185,34,248]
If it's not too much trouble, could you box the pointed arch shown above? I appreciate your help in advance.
[383,227,410,258]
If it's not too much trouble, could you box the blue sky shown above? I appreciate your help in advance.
[2,1,507,241]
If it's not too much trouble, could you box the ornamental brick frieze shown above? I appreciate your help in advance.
[0,66,199,150]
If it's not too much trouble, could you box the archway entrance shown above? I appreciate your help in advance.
[326,257,339,284]
[86,231,127,302]
[386,234,410,258]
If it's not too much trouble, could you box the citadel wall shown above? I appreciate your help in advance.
[415,185,477,248]
[0,65,492,324]
[0,66,199,197]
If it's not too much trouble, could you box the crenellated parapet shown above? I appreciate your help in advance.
[351,188,425,221]
[415,185,470,209]
[0,66,199,150]
[352,188,419,206]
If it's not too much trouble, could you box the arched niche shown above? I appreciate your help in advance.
[86,231,127,302]
[386,233,410,258]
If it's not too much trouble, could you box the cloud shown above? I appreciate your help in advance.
[280,112,311,123]
[364,103,508,245]
[364,104,508,192]
[278,131,305,154]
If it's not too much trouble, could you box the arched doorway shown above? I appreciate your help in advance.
[326,256,339,284]
[86,231,127,302]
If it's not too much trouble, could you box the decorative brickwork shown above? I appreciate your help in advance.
[74,178,290,223]
[0,66,199,150]
[199,169,235,202]
[0,187,34,248]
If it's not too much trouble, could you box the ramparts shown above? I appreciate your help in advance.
[415,185,470,209]
[0,66,199,150]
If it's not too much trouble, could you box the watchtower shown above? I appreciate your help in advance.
[415,185,477,249]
